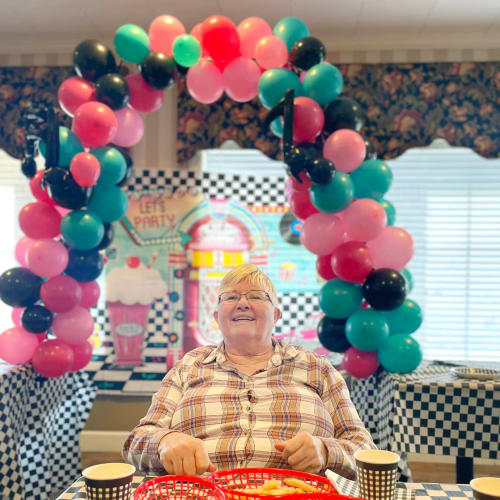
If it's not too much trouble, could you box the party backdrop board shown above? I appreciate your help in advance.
[85,168,322,394]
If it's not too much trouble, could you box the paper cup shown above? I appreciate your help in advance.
[82,462,136,500]
[470,477,500,500]
[354,449,400,500]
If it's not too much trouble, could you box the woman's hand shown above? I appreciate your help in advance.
[275,432,328,474]
[158,432,216,475]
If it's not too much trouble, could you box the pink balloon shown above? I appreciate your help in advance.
[255,35,288,69]
[222,57,260,102]
[52,306,95,345]
[331,241,373,283]
[18,202,61,240]
[32,339,74,378]
[186,59,224,104]
[15,236,34,266]
[0,326,39,364]
[79,280,100,308]
[190,23,209,57]
[41,275,82,313]
[72,101,118,148]
[126,73,164,113]
[237,17,272,58]
[70,340,93,371]
[343,198,387,242]
[342,347,379,379]
[149,15,186,56]
[323,129,366,173]
[292,97,324,144]
[367,226,414,270]
[58,76,96,117]
[112,107,144,147]
[289,190,319,221]
[70,152,101,187]
[300,212,346,256]
[29,170,55,205]
[26,239,69,278]
[12,307,25,327]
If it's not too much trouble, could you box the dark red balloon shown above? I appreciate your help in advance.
[201,16,240,68]
[331,241,373,283]
[289,190,319,221]
[316,254,337,281]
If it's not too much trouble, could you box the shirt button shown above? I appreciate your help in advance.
[245,405,251,412]
[243,429,250,435]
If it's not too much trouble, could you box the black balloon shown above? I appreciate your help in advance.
[176,63,189,76]
[317,316,351,353]
[324,97,365,134]
[96,222,114,251]
[65,248,104,282]
[21,305,53,333]
[44,166,93,209]
[21,157,37,178]
[362,268,407,311]
[73,40,116,82]
[0,267,43,308]
[289,36,326,71]
[95,73,130,110]
[306,158,334,185]
[284,143,317,181]
[364,138,377,160]
[140,52,177,90]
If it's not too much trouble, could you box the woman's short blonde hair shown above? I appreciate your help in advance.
[218,264,279,306]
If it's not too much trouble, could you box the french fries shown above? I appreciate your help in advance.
[229,477,328,497]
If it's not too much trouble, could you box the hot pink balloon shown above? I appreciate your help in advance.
[367,226,414,270]
[70,152,101,187]
[0,326,39,364]
[12,307,25,327]
[18,202,61,239]
[72,101,118,148]
[149,15,186,56]
[32,339,74,378]
[26,239,69,278]
[300,212,346,256]
[70,340,93,371]
[80,280,100,308]
[190,23,209,57]
[15,236,34,266]
[343,198,387,242]
[186,59,224,104]
[126,73,164,113]
[52,306,94,345]
[222,57,260,102]
[323,129,366,173]
[331,241,373,283]
[342,347,379,379]
[292,97,324,144]
[29,170,55,205]
[57,76,96,117]
[237,17,272,58]
[112,107,144,147]
[289,190,319,221]
[255,35,288,69]
[41,275,82,313]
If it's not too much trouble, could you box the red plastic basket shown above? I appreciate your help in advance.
[207,468,337,499]
[134,475,227,500]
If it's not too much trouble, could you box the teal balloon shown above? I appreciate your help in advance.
[319,279,363,319]
[303,64,343,106]
[270,118,283,138]
[310,171,354,213]
[379,198,396,226]
[173,35,201,68]
[39,126,84,167]
[88,185,129,223]
[90,147,126,186]
[273,17,310,50]
[378,335,422,373]
[345,309,390,351]
[350,159,393,199]
[400,268,414,293]
[60,210,104,251]
[114,24,150,64]
[258,69,303,109]
[381,299,423,335]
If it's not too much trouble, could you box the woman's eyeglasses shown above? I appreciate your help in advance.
[218,290,272,304]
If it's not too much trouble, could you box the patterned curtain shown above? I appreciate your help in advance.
[177,61,500,163]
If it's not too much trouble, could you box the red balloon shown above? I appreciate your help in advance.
[290,171,312,192]
[126,73,164,113]
[289,190,319,221]
[292,97,324,144]
[32,339,74,378]
[201,15,240,68]
[79,280,100,308]
[57,76,95,117]
[70,340,93,371]
[70,152,101,187]
[342,347,379,379]
[331,241,373,283]
[18,202,62,239]
[41,275,82,313]
[316,254,337,281]
[29,170,55,205]
[72,101,118,148]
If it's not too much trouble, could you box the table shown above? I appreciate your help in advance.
[0,363,97,499]
[56,475,475,500]
[348,361,500,483]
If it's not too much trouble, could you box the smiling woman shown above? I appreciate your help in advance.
[122,263,375,479]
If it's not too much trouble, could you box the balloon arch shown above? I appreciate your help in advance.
[0,14,423,379]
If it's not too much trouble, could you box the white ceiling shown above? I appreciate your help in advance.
[2,0,500,54]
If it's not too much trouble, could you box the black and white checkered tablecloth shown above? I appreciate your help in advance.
[0,363,97,500]
[348,361,500,477]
